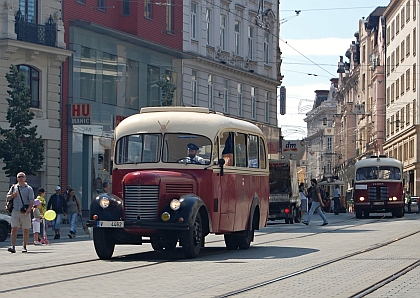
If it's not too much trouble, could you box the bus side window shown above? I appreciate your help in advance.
[235,133,247,167]
[221,132,234,166]
[259,137,267,169]
[248,135,259,168]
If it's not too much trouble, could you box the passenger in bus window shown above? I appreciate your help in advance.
[180,143,210,164]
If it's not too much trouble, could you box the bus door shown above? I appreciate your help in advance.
[217,132,236,231]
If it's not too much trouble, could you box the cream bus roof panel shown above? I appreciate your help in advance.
[355,157,402,169]
[115,107,264,139]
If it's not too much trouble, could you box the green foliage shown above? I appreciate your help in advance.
[0,65,44,177]
[157,76,176,106]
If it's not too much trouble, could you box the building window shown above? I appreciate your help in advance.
[248,26,254,60]
[413,63,417,91]
[391,83,395,103]
[386,87,390,106]
[125,59,139,110]
[76,0,86,4]
[147,65,160,106]
[406,69,410,90]
[17,65,39,108]
[391,51,395,71]
[401,7,405,28]
[396,78,399,99]
[122,0,130,15]
[144,0,152,18]
[406,1,410,22]
[97,0,106,11]
[191,70,197,105]
[413,99,417,124]
[237,83,243,116]
[265,91,269,122]
[413,28,416,56]
[80,46,96,102]
[386,56,390,75]
[327,138,332,150]
[401,74,405,94]
[386,26,390,45]
[406,103,410,125]
[102,52,117,105]
[391,20,395,40]
[401,107,405,129]
[409,139,414,158]
[166,0,174,33]
[208,74,213,109]
[401,40,405,62]
[264,32,269,64]
[406,34,411,57]
[396,46,400,66]
[396,14,400,34]
[19,0,38,23]
[191,2,197,39]
[223,79,229,113]
[251,87,256,119]
[234,20,240,55]
[205,8,212,45]
[220,15,226,50]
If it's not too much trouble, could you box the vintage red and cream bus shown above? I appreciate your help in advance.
[87,107,269,259]
[353,155,404,218]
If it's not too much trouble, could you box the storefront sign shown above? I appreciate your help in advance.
[71,103,91,125]
[73,125,103,136]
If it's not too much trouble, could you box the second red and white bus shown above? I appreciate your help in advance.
[353,155,404,218]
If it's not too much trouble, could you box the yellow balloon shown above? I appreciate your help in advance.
[44,210,56,221]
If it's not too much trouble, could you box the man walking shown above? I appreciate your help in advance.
[6,172,35,253]
[333,184,341,215]
[302,179,328,226]
[47,186,67,239]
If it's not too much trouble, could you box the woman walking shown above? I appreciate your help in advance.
[66,188,82,239]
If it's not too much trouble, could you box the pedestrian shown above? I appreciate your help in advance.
[6,172,35,253]
[333,184,341,215]
[35,188,47,242]
[32,199,43,245]
[299,182,308,219]
[302,179,328,226]
[66,188,82,239]
[406,191,412,213]
[47,186,67,239]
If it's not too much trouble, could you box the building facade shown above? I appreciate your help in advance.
[0,0,71,193]
[383,0,419,196]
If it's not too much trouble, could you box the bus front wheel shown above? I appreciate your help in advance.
[224,234,239,250]
[93,228,115,260]
[182,212,203,258]
[355,209,363,218]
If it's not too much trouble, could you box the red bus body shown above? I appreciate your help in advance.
[88,107,269,259]
[353,156,404,218]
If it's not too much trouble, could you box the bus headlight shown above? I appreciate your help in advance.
[99,197,110,209]
[393,196,397,201]
[359,197,365,201]
[170,199,181,211]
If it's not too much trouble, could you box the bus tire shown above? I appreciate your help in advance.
[355,209,363,218]
[363,210,369,218]
[93,228,115,260]
[182,212,202,258]
[224,234,239,250]
[294,207,301,223]
[393,207,404,218]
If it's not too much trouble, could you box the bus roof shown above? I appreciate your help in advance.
[355,157,402,169]
[115,107,264,140]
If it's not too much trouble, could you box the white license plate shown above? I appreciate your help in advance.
[97,221,124,228]
[373,202,384,205]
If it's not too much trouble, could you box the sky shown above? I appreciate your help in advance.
[278,0,390,139]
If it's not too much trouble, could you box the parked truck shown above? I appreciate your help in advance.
[268,159,301,223]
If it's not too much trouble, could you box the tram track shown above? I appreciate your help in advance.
[214,228,420,297]
[0,215,384,277]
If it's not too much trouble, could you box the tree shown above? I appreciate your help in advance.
[0,65,44,177]
[157,75,176,106]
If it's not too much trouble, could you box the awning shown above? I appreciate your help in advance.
[319,180,345,186]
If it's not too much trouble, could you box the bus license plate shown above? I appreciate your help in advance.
[97,221,124,228]
[373,202,384,205]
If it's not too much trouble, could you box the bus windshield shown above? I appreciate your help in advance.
[116,134,161,164]
[356,166,401,181]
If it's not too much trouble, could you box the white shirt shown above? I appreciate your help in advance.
[333,188,341,198]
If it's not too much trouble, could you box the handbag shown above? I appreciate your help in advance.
[17,186,29,214]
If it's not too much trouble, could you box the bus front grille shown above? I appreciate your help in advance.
[368,186,388,201]
[124,185,159,221]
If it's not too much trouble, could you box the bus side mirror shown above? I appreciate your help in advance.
[218,158,225,176]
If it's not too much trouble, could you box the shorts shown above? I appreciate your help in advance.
[301,198,308,212]
[32,220,41,233]
[11,210,32,229]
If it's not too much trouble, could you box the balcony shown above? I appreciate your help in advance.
[15,11,56,47]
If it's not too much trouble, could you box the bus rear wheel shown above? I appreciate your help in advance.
[93,228,115,260]
[294,207,301,223]
[355,209,363,218]
[392,207,404,218]
[182,212,202,258]
[224,233,239,250]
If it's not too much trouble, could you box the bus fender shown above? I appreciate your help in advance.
[177,194,212,233]
[248,195,261,230]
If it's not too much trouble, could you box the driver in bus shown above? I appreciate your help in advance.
[180,143,209,164]
[389,167,401,180]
